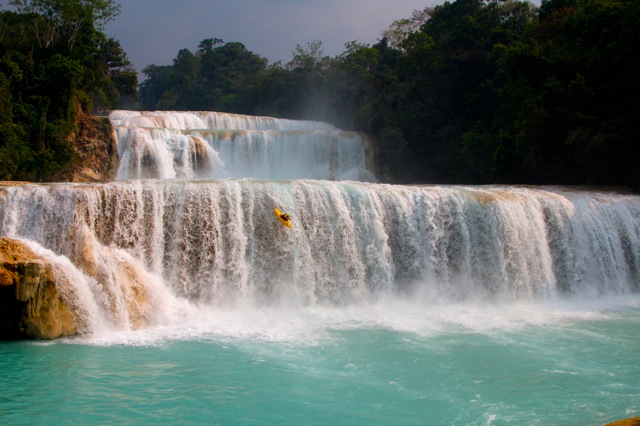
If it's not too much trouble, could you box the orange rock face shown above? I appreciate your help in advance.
[0,238,83,339]
[50,111,119,183]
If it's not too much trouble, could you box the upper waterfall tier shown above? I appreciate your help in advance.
[109,110,375,182]
[109,110,337,131]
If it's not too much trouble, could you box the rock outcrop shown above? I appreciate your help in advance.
[52,111,119,182]
[0,233,159,340]
[359,133,378,179]
[0,238,83,339]
[605,417,640,426]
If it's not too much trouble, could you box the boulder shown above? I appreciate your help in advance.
[0,238,82,339]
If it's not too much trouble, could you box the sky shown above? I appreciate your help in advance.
[105,0,442,77]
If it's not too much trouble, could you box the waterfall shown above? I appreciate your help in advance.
[1,181,639,327]
[109,110,375,182]
[1,111,639,336]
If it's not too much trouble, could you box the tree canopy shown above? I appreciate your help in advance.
[0,0,136,181]
[2,0,638,189]
[139,0,639,189]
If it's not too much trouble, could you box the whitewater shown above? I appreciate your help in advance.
[0,111,638,425]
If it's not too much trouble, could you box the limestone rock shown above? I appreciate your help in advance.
[605,417,640,426]
[0,238,83,339]
[359,132,378,179]
[51,111,119,182]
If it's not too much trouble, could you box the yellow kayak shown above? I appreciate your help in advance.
[274,208,292,228]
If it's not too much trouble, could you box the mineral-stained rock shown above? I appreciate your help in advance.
[605,417,640,426]
[0,238,83,339]
[50,110,119,183]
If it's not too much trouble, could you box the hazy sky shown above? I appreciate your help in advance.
[105,0,441,75]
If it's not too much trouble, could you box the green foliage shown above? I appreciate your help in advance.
[8,0,120,51]
[1,0,633,187]
[0,1,135,181]
[347,0,638,188]
[139,39,267,113]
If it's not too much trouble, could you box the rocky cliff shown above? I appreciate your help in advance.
[52,111,119,182]
[0,238,84,339]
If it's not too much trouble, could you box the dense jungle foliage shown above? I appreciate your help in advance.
[1,0,638,188]
[0,0,136,181]
[139,0,640,188]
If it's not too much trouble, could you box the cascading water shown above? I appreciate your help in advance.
[2,112,640,425]
[1,180,639,332]
[109,110,375,182]
[1,110,640,333]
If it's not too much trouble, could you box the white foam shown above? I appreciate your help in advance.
[60,293,640,347]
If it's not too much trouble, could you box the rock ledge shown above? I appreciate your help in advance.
[0,238,81,339]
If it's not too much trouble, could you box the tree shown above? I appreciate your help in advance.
[382,8,430,50]
[0,1,133,180]
[132,1,640,189]
[139,39,268,112]
[287,40,329,74]
[9,0,120,52]
[139,64,172,109]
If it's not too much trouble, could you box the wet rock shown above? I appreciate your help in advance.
[605,417,640,426]
[0,238,82,339]
[51,111,119,182]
